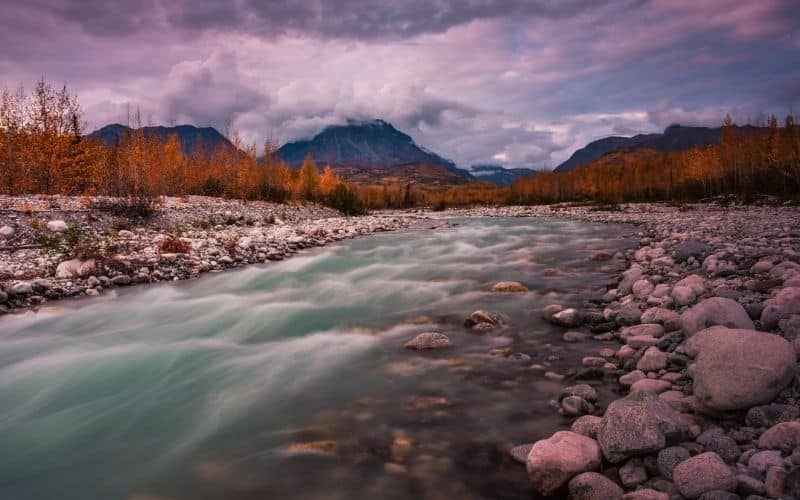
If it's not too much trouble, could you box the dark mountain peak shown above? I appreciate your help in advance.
[88,123,234,157]
[277,118,470,180]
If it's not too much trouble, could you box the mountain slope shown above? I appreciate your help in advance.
[470,164,537,185]
[89,124,234,156]
[277,119,473,180]
[553,124,762,173]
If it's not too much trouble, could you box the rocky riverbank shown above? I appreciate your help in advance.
[0,195,417,311]
[442,202,800,499]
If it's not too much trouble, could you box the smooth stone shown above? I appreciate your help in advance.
[597,390,685,463]
[525,431,602,496]
[636,346,669,372]
[551,308,581,327]
[630,379,672,394]
[657,446,690,480]
[747,450,784,476]
[568,472,624,500]
[675,240,712,262]
[685,327,796,412]
[757,421,800,452]
[696,428,740,464]
[672,285,697,307]
[55,258,96,279]
[745,404,800,428]
[641,307,681,330]
[561,395,594,416]
[681,297,755,336]
[616,302,642,325]
[619,370,646,387]
[404,332,453,350]
[490,281,528,293]
[561,384,598,403]
[673,452,737,498]
[761,287,800,330]
[563,330,587,342]
[46,220,68,232]
[0,225,14,239]
[510,443,533,463]
[619,457,648,488]
[633,279,655,299]
[571,415,602,439]
[622,489,669,500]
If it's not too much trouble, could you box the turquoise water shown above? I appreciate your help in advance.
[0,217,633,499]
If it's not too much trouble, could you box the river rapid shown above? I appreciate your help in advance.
[0,216,634,500]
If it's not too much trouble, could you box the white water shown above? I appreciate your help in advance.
[0,217,633,499]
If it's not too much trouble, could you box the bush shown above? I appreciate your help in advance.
[325,183,367,216]
[157,237,191,254]
[432,199,447,212]
[90,197,157,219]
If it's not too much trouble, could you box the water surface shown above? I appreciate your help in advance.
[0,217,633,499]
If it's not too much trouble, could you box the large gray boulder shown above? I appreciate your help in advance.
[526,431,602,495]
[597,390,685,463]
[680,297,754,336]
[672,452,737,498]
[685,327,796,412]
[761,287,800,330]
[55,258,96,279]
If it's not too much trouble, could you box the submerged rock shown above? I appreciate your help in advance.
[490,281,528,293]
[404,332,452,350]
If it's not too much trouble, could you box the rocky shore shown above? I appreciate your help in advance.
[443,202,800,499]
[0,195,415,311]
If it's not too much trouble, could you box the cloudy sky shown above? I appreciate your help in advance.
[2,0,798,169]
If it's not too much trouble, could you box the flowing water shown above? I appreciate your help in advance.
[0,217,634,500]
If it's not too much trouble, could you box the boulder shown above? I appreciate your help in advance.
[55,258,96,279]
[616,302,642,326]
[490,281,528,293]
[745,404,800,428]
[404,332,452,350]
[657,446,690,480]
[680,297,754,336]
[465,310,506,330]
[685,327,796,412]
[673,452,737,498]
[757,421,800,452]
[675,274,707,295]
[571,415,602,439]
[761,287,800,330]
[568,472,624,500]
[633,279,655,299]
[675,240,712,262]
[525,431,602,496]
[671,285,696,306]
[0,225,14,239]
[636,346,669,372]
[696,428,740,464]
[640,307,681,330]
[597,390,685,463]
[46,220,68,232]
[510,443,533,463]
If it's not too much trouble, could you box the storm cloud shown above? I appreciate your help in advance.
[1,0,798,168]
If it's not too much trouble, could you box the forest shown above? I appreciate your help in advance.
[2,80,799,213]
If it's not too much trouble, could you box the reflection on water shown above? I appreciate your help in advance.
[0,217,633,499]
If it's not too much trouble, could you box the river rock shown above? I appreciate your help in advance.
[510,443,533,463]
[680,297,755,336]
[673,452,737,498]
[571,415,602,439]
[10,282,32,296]
[630,379,672,394]
[636,346,668,372]
[525,431,602,496]
[675,240,712,263]
[561,384,598,403]
[46,219,68,232]
[685,327,796,412]
[597,390,685,463]
[561,396,594,416]
[621,489,669,500]
[745,404,800,428]
[696,428,740,464]
[490,281,528,293]
[747,450,784,476]
[568,472,624,500]
[616,302,642,326]
[671,285,696,307]
[641,307,681,330]
[0,225,14,239]
[55,258,96,279]
[657,446,690,480]
[551,308,581,327]
[619,265,644,294]
[757,421,800,452]
[633,279,655,299]
[761,287,800,330]
[465,310,506,330]
[404,332,452,350]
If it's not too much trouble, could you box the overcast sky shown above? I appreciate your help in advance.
[2,0,798,169]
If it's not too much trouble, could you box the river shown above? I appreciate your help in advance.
[0,217,634,499]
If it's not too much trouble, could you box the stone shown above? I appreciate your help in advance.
[696,428,740,464]
[620,457,648,488]
[751,260,774,274]
[568,472,624,500]
[619,370,646,387]
[465,310,506,329]
[597,390,685,463]
[0,225,14,239]
[673,452,737,498]
[616,302,642,326]
[510,443,533,463]
[761,287,800,330]
[571,415,602,439]
[111,275,131,286]
[117,229,135,238]
[745,404,800,428]
[630,379,672,394]
[10,282,33,296]
[55,258,96,279]
[765,466,789,498]
[620,265,644,294]
[672,285,696,306]
[622,489,669,500]
[757,421,800,452]
[676,274,707,295]
[735,474,765,496]
[490,281,528,292]
[404,332,452,350]
[562,330,587,342]
[636,346,669,372]
[747,450,784,477]
[697,492,740,500]
[685,327,796,412]
[681,298,755,336]
[561,396,594,416]
[641,307,681,330]
[46,219,68,232]
[675,240,712,262]
[525,431,602,496]
[622,323,666,340]
[551,308,581,327]
[633,279,655,298]
[657,446,690,480]
[561,384,598,403]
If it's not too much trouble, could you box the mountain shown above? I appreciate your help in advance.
[88,124,235,156]
[553,124,762,173]
[277,119,473,182]
[470,164,537,185]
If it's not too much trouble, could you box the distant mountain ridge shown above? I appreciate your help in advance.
[553,124,761,173]
[277,119,473,180]
[89,124,234,156]
[471,164,537,185]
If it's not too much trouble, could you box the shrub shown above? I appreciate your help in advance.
[157,237,191,254]
[90,197,157,219]
[325,183,367,216]
[432,199,447,212]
